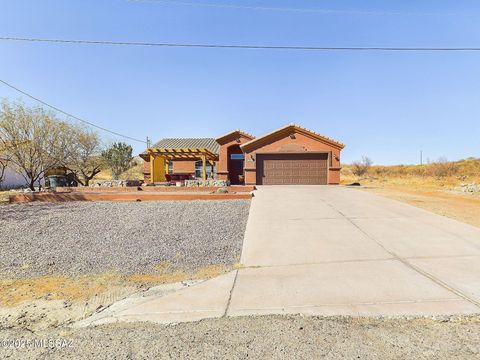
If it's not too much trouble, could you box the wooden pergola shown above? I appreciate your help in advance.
[147,147,217,182]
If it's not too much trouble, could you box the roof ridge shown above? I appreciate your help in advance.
[240,123,345,149]
[288,123,345,147]
[216,129,255,141]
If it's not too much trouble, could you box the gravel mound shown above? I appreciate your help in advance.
[1,315,479,359]
[0,200,250,278]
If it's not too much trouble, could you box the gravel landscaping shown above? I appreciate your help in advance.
[0,200,250,278]
[1,315,479,359]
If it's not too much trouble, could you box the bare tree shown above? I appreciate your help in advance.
[351,156,373,178]
[63,126,104,186]
[0,101,63,190]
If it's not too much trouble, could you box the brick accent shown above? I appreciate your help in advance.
[173,161,196,174]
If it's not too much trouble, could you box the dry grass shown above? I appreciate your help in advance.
[0,264,228,307]
[119,162,143,180]
[343,158,480,181]
[0,274,126,306]
[89,161,143,182]
[341,158,480,228]
[0,190,12,204]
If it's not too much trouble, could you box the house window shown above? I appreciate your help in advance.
[195,161,216,179]
[167,161,173,174]
[230,154,245,160]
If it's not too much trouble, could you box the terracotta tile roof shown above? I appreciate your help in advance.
[241,123,345,149]
[216,129,255,142]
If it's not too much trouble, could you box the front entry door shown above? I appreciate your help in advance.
[229,154,245,185]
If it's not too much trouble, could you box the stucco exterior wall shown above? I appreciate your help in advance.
[242,129,343,185]
[0,166,46,189]
[216,133,253,182]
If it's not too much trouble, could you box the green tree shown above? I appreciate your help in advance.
[102,142,133,179]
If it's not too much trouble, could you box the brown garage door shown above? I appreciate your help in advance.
[256,153,328,185]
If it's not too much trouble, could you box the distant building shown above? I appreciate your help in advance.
[1,163,26,189]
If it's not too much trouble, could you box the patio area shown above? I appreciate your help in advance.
[146,147,217,184]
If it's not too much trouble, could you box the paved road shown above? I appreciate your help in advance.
[78,186,480,326]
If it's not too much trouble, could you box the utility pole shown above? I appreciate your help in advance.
[420,150,423,165]
[146,136,151,149]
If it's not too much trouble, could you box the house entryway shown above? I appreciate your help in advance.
[228,145,245,185]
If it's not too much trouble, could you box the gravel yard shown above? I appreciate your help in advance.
[0,200,250,278]
[1,315,479,359]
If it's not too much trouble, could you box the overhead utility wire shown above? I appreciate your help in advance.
[0,79,147,144]
[129,0,477,16]
[1,37,480,51]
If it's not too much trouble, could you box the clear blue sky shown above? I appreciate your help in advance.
[1,0,479,164]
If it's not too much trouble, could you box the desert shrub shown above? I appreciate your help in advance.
[371,166,388,177]
[426,158,458,178]
[351,156,373,178]
[344,158,479,180]
[410,165,427,177]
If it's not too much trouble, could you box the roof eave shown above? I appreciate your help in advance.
[240,124,345,151]
[216,129,255,144]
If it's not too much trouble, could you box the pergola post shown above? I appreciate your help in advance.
[201,155,207,181]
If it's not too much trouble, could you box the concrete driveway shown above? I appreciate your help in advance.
[78,186,480,326]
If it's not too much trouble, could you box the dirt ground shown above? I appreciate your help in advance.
[1,315,479,359]
[342,176,480,229]
[1,176,479,358]
[0,199,249,330]
[0,265,229,331]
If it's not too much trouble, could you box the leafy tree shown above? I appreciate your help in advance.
[351,156,373,178]
[102,142,133,179]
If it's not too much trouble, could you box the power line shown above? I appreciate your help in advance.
[1,36,480,51]
[129,0,477,17]
[0,79,147,144]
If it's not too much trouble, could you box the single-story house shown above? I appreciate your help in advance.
[140,124,345,185]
